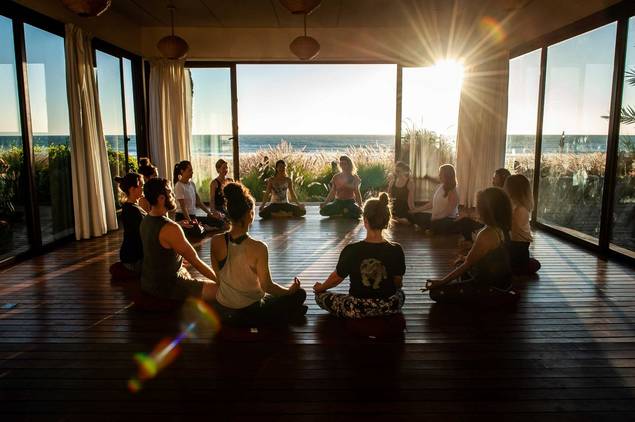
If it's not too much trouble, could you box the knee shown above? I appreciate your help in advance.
[294,287,307,303]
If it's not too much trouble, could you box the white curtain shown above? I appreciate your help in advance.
[64,24,118,240]
[455,50,510,207]
[148,59,192,181]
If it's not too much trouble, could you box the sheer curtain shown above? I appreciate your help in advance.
[64,24,118,240]
[455,50,509,207]
[148,59,192,181]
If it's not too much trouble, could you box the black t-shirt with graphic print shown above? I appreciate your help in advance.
[336,240,406,299]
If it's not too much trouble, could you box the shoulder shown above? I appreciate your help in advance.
[475,226,499,245]
[211,232,227,249]
[160,219,182,236]
[285,177,292,184]
[353,174,361,183]
[210,179,218,188]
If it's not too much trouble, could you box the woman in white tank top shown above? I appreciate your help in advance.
[210,182,307,326]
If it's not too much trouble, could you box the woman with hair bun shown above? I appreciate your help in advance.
[313,192,406,318]
[210,182,307,325]
[259,159,306,219]
[111,173,146,277]
[388,161,415,222]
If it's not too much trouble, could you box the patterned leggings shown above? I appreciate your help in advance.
[315,289,405,318]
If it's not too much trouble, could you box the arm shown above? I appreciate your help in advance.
[177,199,192,222]
[410,202,432,213]
[287,177,302,206]
[353,176,362,206]
[195,192,212,215]
[208,180,218,212]
[254,242,297,296]
[321,177,336,207]
[261,179,273,208]
[162,223,217,282]
[407,180,416,211]
[313,271,345,293]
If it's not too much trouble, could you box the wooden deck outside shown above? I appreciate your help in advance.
[1,206,634,420]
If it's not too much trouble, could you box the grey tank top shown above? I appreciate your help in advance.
[140,215,185,297]
[216,235,265,309]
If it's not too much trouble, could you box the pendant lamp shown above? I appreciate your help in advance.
[289,13,320,60]
[61,0,111,17]
[157,3,189,59]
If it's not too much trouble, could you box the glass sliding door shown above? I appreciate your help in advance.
[24,24,74,245]
[538,23,617,242]
[610,16,635,256]
[122,58,137,162]
[0,16,29,261]
[506,49,541,184]
[189,67,234,203]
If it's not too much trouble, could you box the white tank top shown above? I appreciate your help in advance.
[430,185,458,220]
[511,204,533,242]
[216,235,265,309]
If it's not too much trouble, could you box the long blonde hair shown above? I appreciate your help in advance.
[339,155,357,175]
[504,174,533,211]
[439,164,456,197]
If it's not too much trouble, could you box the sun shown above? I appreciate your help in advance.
[432,59,465,87]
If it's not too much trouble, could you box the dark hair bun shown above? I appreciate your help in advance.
[223,182,255,222]
[378,192,389,206]
[138,158,150,167]
[115,172,141,196]
[114,176,124,183]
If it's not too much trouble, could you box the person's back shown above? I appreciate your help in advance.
[120,202,145,264]
[140,214,187,299]
[469,226,512,289]
[338,240,404,299]
[216,234,265,309]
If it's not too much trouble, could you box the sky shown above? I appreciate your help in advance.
[2,16,635,139]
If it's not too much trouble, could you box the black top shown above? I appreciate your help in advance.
[390,177,410,217]
[336,240,406,299]
[471,229,513,290]
[120,202,146,263]
[213,178,227,213]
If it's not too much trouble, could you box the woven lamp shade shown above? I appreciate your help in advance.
[290,35,320,61]
[279,0,321,15]
[157,35,189,60]
[61,0,111,17]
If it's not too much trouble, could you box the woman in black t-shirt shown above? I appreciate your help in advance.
[114,173,146,274]
[313,193,406,318]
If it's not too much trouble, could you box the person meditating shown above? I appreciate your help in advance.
[313,193,406,318]
[173,160,226,232]
[114,172,146,275]
[140,178,218,301]
[503,174,541,275]
[320,155,363,219]
[423,187,513,304]
[209,159,232,220]
[259,160,306,219]
[137,158,157,213]
[407,164,459,232]
[210,182,307,325]
[388,161,415,222]
[492,167,511,188]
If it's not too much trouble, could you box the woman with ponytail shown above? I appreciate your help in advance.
[313,192,406,318]
[210,182,307,325]
[111,173,146,278]
[137,158,158,212]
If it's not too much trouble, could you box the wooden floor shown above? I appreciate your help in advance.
[1,206,635,421]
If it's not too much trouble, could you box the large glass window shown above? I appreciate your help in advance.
[24,24,73,245]
[538,23,617,242]
[190,67,233,203]
[122,58,136,162]
[0,16,29,261]
[611,16,635,256]
[236,64,396,202]
[506,49,541,183]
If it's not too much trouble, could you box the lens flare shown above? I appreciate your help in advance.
[128,300,222,393]
[480,16,507,43]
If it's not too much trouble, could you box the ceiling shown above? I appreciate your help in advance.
[111,0,536,28]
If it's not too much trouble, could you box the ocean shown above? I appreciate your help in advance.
[1,134,632,159]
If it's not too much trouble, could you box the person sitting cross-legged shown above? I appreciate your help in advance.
[210,182,307,326]
[259,160,306,219]
[313,192,406,318]
[319,155,363,219]
[139,178,218,302]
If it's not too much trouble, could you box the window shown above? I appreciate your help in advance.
[610,16,635,256]
[538,23,617,242]
[0,16,29,261]
[506,49,541,184]
[122,58,137,162]
[189,67,233,203]
[24,24,74,245]
[236,64,396,202]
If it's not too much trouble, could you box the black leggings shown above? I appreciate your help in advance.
[507,241,541,275]
[212,288,307,326]
[407,214,483,239]
[259,203,306,219]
